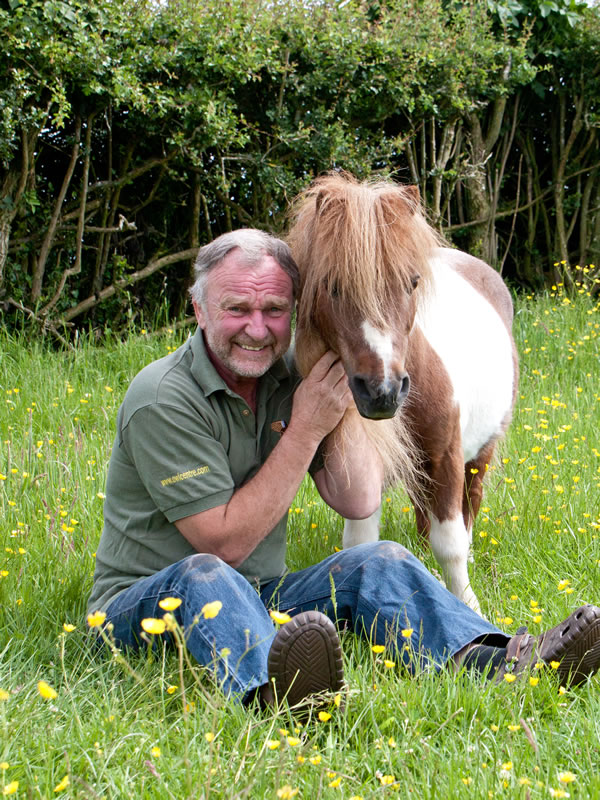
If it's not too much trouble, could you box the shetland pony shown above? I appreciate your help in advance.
[287,172,518,614]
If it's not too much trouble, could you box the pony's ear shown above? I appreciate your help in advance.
[404,185,420,209]
[315,190,326,213]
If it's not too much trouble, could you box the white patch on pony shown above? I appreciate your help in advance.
[415,252,514,462]
[360,321,394,388]
[428,513,481,615]
[342,506,382,549]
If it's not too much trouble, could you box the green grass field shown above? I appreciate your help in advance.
[1,281,600,799]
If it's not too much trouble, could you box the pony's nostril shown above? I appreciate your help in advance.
[398,374,410,398]
[351,376,373,401]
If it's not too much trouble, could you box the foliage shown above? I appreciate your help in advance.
[0,0,599,337]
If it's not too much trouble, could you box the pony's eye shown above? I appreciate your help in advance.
[328,281,340,299]
[409,274,420,294]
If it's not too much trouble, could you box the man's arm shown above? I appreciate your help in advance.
[311,407,384,519]
[175,351,353,567]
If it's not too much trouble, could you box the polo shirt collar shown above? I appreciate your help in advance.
[189,327,291,398]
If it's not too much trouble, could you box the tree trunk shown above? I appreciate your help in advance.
[462,94,508,265]
[0,127,38,294]
[31,116,82,302]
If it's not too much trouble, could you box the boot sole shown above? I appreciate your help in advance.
[267,610,344,708]
[554,611,600,686]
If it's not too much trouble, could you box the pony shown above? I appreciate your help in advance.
[287,172,518,614]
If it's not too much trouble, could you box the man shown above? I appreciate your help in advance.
[88,229,600,707]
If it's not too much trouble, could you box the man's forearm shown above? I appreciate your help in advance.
[175,423,322,567]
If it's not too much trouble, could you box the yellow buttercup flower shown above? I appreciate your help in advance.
[401,627,414,638]
[269,610,292,625]
[503,673,517,683]
[37,680,58,700]
[276,786,298,799]
[63,623,76,633]
[151,747,161,758]
[318,711,332,722]
[558,771,576,784]
[201,601,223,619]
[205,732,215,743]
[158,597,182,611]
[529,676,539,687]
[53,775,70,792]
[3,781,18,796]
[87,611,107,628]
[371,644,385,654]
[0,689,9,701]
[141,618,166,635]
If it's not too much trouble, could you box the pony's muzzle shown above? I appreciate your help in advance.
[350,374,410,419]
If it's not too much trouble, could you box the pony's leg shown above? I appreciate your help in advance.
[428,513,482,615]
[342,506,382,549]
[426,452,482,615]
[463,440,497,538]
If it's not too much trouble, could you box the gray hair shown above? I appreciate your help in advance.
[189,229,300,305]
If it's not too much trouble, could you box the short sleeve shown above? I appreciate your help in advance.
[120,403,235,521]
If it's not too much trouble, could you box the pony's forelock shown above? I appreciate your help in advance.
[288,172,441,331]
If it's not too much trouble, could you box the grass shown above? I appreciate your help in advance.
[1,279,600,798]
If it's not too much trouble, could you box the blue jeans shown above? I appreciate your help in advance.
[104,541,507,701]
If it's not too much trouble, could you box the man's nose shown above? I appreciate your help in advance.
[245,311,268,339]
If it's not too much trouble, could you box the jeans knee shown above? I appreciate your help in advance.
[349,540,410,561]
[370,540,411,560]
[179,553,229,583]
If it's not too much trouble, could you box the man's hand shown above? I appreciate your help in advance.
[288,351,354,445]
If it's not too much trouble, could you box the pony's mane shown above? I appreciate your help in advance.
[287,171,443,332]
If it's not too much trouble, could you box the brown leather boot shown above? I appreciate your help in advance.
[496,604,600,686]
[267,610,344,708]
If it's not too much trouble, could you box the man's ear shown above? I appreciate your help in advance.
[192,300,206,329]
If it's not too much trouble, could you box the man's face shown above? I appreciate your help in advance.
[193,249,294,380]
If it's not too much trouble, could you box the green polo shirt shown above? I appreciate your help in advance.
[88,328,302,614]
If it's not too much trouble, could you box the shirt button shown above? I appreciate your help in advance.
[242,409,250,416]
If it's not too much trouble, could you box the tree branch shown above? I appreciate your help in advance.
[61,248,198,322]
